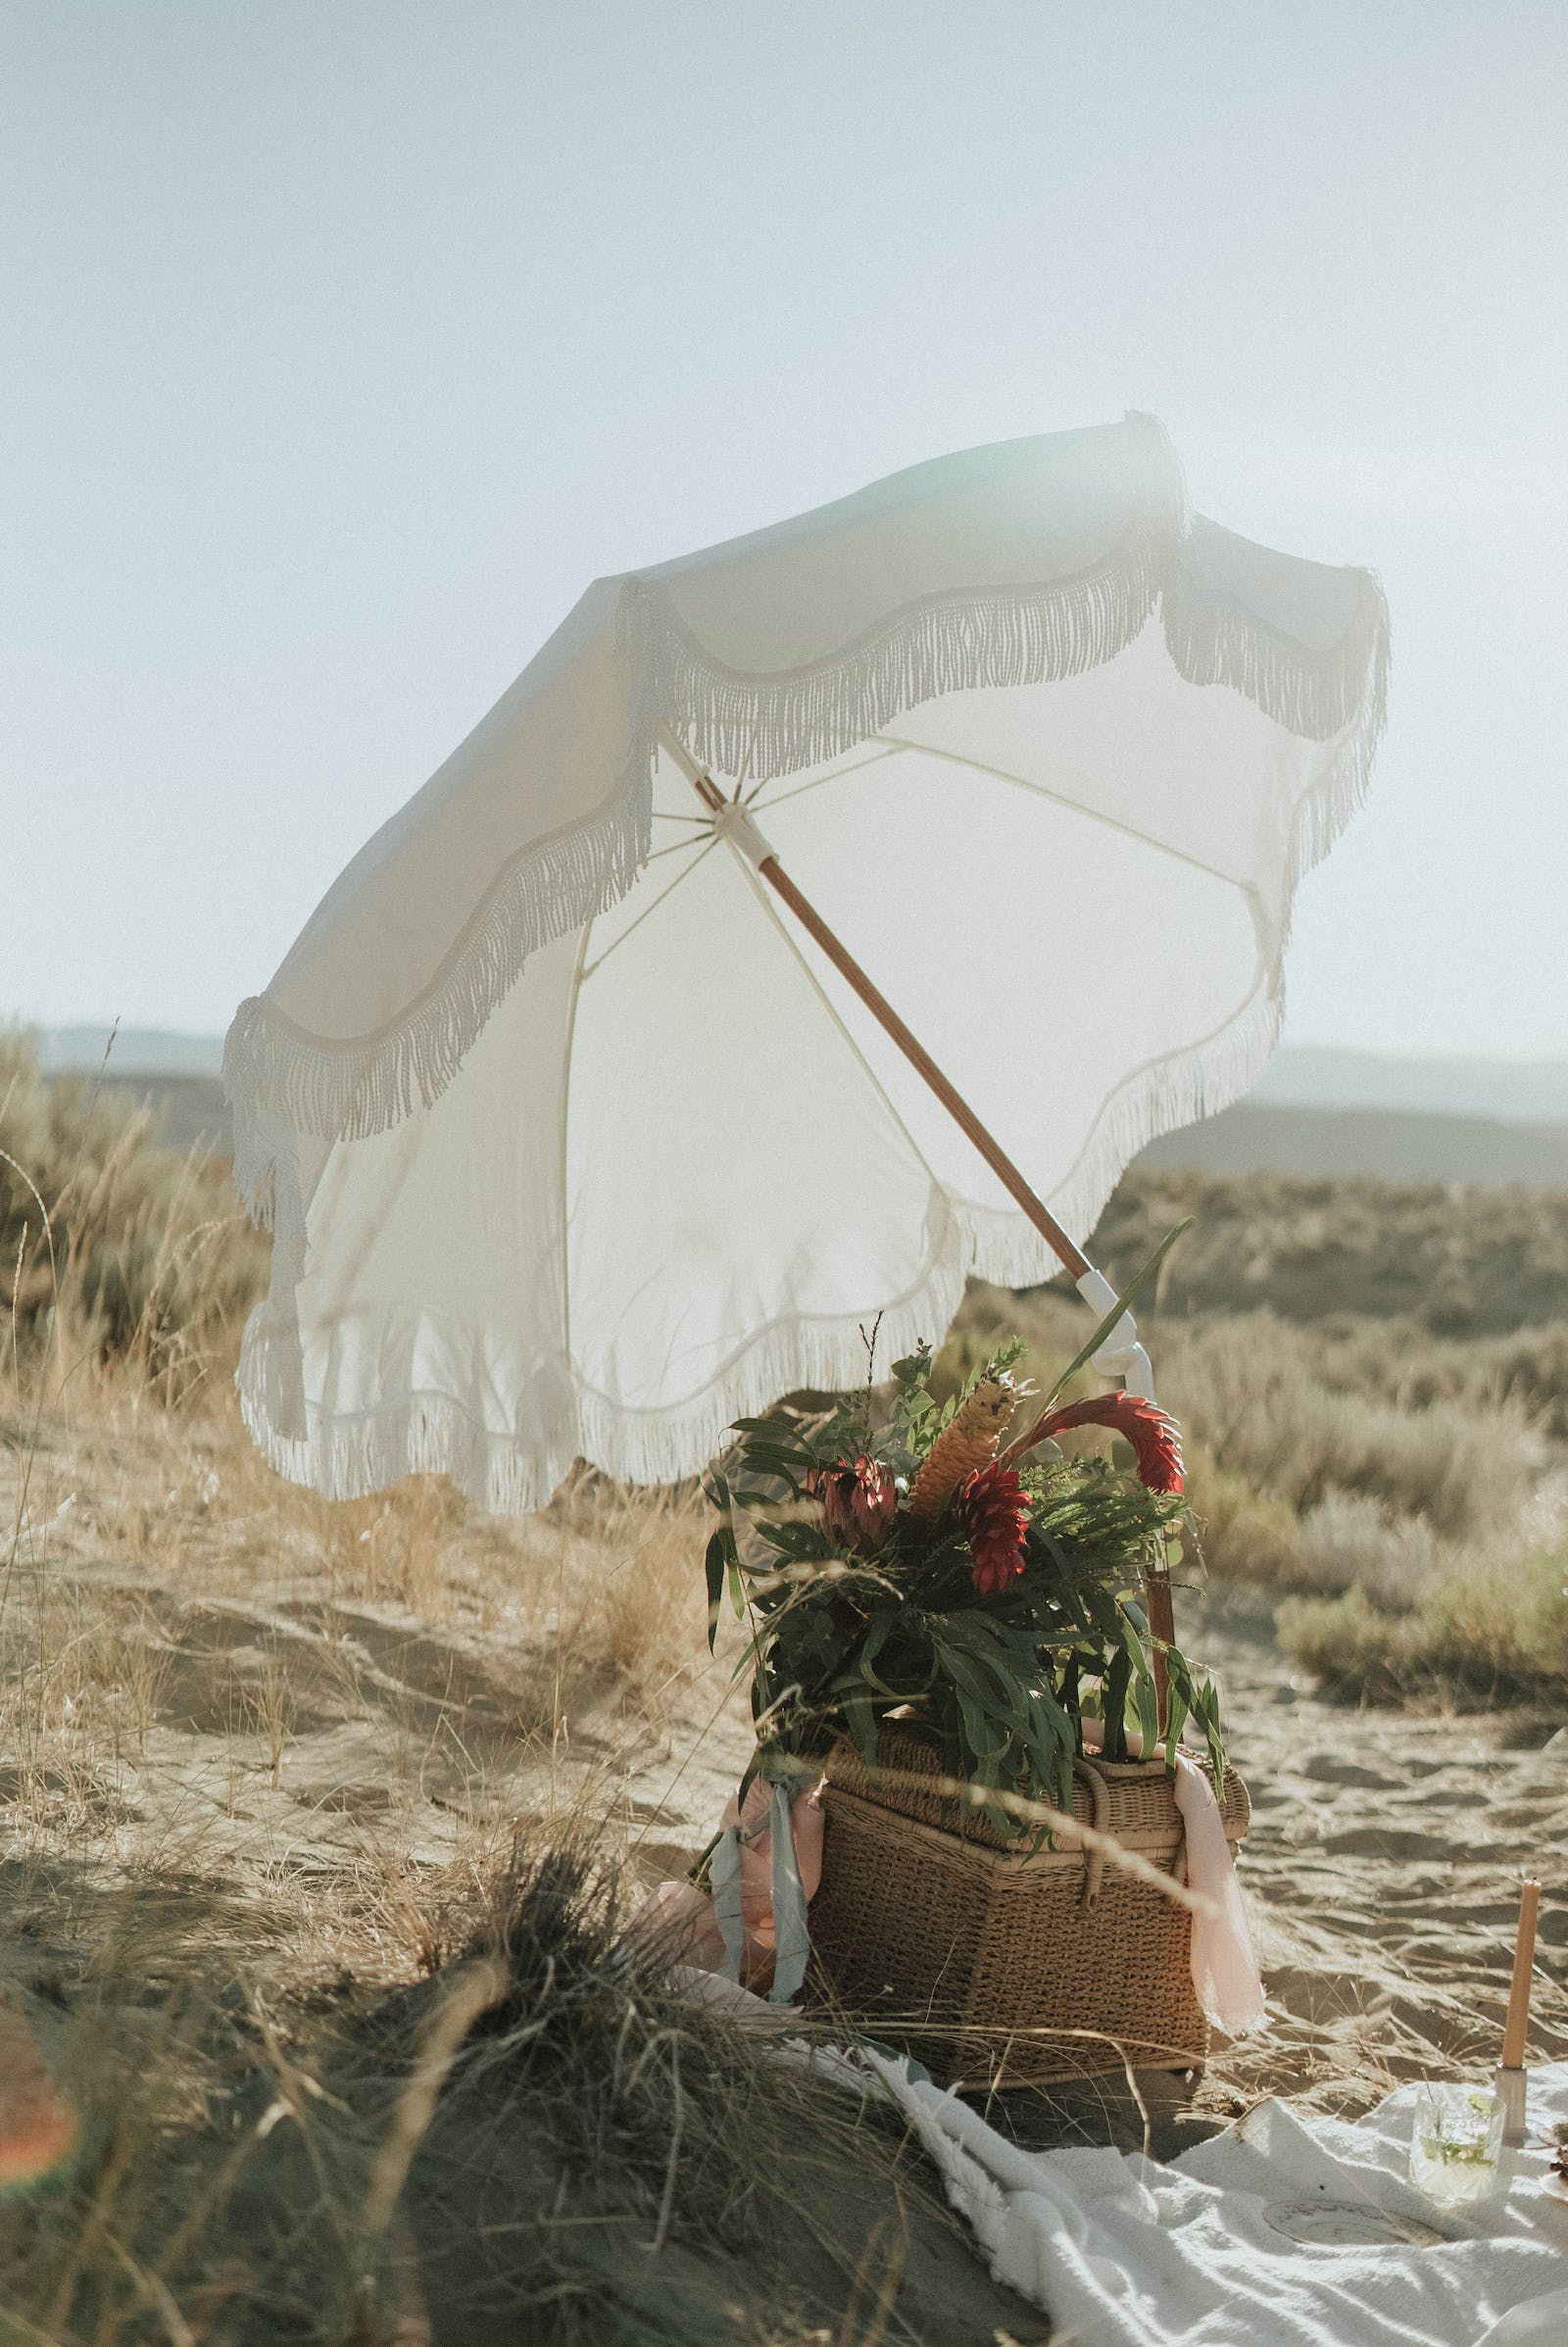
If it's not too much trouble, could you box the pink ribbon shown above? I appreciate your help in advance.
[1172,1751,1267,2035]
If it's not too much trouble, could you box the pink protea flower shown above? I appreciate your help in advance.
[806,1455,899,1556]
[1001,1392,1185,1493]
[951,1462,1032,1594]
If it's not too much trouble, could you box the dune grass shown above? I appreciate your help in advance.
[1,1028,265,1403]
[2,1816,1021,2347]
[1276,1552,1568,1705]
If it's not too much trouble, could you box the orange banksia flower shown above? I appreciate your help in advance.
[951,1462,1031,1594]
[807,1455,899,1556]
[1001,1391,1184,1492]
[905,1373,1020,1532]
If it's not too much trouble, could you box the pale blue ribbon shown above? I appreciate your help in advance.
[706,1784,811,2004]
[766,1779,810,2005]
[710,1824,746,1983]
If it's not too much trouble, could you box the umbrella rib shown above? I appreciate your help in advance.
[577,838,718,984]
[876,731,1249,892]
[643,834,713,863]
[746,849,1091,1279]
[669,734,1091,1279]
[720,845,954,1205]
[750,730,1249,894]
[744,742,902,811]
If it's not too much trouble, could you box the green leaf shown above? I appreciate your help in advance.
[942,1647,1026,1734]
[954,1686,1009,1767]
[858,1612,901,1698]
[1133,1656,1159,1759]
[843,1688,879,1784]
[1163,1675,1190,1771]
[1162,1646,1226,1785]
[1102,1644,1132,1762]
[704,1528,733,1653]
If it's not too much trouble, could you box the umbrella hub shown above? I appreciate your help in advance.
[706,796,775,871]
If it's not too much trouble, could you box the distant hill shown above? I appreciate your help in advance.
[35,1024,223,1078]
[89,1072,233,1154]
[1251,1047,1568,1127]
[1140,1101,1568,1187]
[1089,1164,1568,1336]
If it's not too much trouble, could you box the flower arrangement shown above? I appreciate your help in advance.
[704,1310,1224,1840]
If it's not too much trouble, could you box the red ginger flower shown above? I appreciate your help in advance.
[951,1462,1032,1594]
[1000,1392,1184,1492]
[807,1455,899,1556]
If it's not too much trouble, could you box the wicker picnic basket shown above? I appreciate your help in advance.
[807,1726,1250,2089]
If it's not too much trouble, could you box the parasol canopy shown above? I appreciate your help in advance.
[224,412,1388,1513]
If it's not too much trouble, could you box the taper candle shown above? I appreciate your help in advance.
[1501,1879,1541,2072]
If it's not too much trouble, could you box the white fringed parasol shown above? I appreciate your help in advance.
[224,412,1388,1516]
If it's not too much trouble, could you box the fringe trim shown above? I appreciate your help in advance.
[999,688,1381,1269]
[1163,562,1391,756]
[644,517,1185,789]
[236,1197,975,1512]
[223,762,652,1224]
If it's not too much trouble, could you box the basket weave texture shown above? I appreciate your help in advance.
[807,1728,1250,2089]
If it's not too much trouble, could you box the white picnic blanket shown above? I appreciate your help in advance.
[864,2052,1568,2347]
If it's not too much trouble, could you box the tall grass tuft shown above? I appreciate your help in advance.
[0,1826,1004,2345]
[1,1027,265,1400]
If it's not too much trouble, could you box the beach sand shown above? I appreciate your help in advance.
[3,1414,1565,2329]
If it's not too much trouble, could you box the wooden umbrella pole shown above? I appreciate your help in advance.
[686,771,1091,1280]
[685,760,1174,1726]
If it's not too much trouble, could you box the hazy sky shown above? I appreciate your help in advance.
[5,2,1566,1057]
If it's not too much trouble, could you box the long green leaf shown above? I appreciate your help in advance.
[843,1688,879,1784]
[1162,1675,1190,1772]
[1041,1219,1194,1409]
[704,1528,734,1654]
[1103,1644,1132,1762]
[954,1686,1008,1767]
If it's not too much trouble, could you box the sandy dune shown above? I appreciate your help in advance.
[5,1476,1562,2119]
[1191,1592,1568,2120]
[4,1412,1566,2336]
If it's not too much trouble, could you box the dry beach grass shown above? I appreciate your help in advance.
[3,1028,1568,2340]
[3,1363,1037,2343]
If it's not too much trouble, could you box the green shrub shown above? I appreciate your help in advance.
[1278,1551,1568,1702]
[1085,1168,1568,1336]
[1152,1311,1537,1543]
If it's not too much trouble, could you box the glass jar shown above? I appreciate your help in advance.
[1408,2080,1504,2205]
